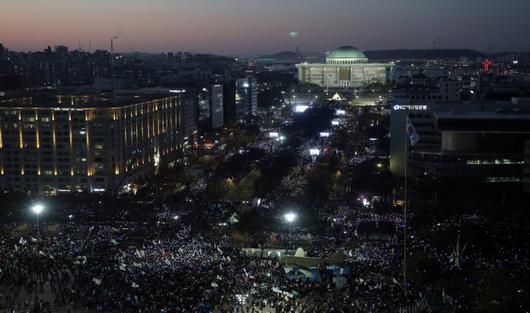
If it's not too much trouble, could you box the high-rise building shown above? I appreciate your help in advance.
[223,78,257,125]
[180,89,199,144]
[223,83,236,125]
[198,84,224,132]
[210,84,224,130]
[0,92,192,195]
[235,77,257,119]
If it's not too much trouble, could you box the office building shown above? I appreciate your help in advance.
[235,77,257,119]
[223,83,236,125]
[223,78,257,125]
[198,84,224,132]
[390,99,530,210]
[389,78,464,177]
[391,78,462,103]
[0,92,192,195]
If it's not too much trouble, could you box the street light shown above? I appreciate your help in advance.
[283,212,297,249]
[284,212,296,223]
[31,203,44,215]
[31,203,45,241]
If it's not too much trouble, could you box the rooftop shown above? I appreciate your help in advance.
[327,46,366,59]
[434,110,530,120]
[0,91,183,109]
[434,110,530,132]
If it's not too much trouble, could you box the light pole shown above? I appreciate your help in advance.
[31,203,45,241]
[30,204,44,306]
[283,212,297,249]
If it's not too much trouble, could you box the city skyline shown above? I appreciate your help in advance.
[1,0,530,55]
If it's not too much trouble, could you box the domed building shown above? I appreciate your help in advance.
[296,46,394,88]
[326,46,368,64]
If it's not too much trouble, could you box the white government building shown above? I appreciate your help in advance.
[296,46,395,88]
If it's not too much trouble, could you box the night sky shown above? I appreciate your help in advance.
[1,0,529,55]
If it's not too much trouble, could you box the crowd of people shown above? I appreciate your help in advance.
[0,103,498,313]
[0,200,432,313]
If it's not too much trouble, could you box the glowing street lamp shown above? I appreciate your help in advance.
[30,203,45,240]
[284,212,297,223]
[283,212,297,249]
[31,204,44,215]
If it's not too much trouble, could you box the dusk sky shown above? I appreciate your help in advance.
[1,0,529,55]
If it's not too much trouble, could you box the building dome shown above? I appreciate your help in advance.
[328,46,366,59]
[326,46,367,64]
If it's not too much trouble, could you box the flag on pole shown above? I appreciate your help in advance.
[406,117,420,146]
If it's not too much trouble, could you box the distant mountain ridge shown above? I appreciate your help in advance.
[258,49,488,61]
[363,49,485,60]
[258,51,299,60]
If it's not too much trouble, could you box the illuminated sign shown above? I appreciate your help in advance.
[331,120,340,126]
[269,132,279,138]
[335,109,346,115]
[392,104,428,111]
[319,132,330,137]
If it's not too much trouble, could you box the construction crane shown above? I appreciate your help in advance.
[110,31,123,56]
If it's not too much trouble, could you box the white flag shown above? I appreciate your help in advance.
[406,117,420,146]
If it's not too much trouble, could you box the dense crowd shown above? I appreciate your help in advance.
[1,103,524,313]
[0,203,431,313]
